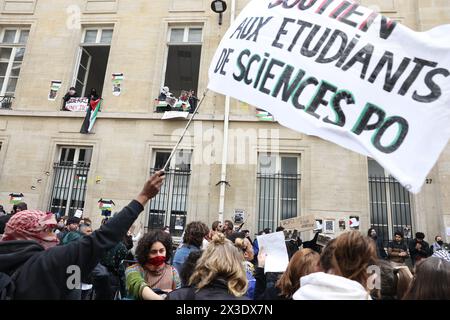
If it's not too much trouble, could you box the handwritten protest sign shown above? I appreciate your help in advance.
[208,0,450,193]
[280,214,315,232]
[257,231,289,273]
[65,97,89,112]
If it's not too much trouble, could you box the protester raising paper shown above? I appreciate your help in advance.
[208,0,450,193]
[257,231,289,273]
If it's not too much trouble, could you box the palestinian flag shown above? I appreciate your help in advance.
[99,198,115,217]
[9,193,24,204]
[256,108,274,121]
[80,98,102,134]
[98,199,115,210]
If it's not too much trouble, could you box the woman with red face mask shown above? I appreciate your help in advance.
[125,230,181,300]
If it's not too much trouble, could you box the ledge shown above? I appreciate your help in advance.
[0,109,271,123]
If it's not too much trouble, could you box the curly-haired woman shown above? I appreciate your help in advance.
[125,230,181,300]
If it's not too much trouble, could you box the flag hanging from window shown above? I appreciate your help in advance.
[80,98,102,134]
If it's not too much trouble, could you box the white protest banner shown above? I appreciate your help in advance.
[65,97,89,112]
[162,111,189,120]
[257,231,289,273]
[280,214,315,232]
[208,0,450,193]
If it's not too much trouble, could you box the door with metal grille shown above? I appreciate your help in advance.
[257,154,301,232]
[147,150,191,238]
[368,159,413,248]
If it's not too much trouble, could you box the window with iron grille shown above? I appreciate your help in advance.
[257,153,301,232]
[368,159,413,248]
[0,27,30,107]
[147,150,192,238]
[49,147,92,218]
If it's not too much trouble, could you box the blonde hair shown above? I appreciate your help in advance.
[189,233,248,297]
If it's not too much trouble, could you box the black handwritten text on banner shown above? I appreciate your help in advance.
[208,0,450,193]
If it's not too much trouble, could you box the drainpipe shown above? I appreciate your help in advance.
[218,0,236,223]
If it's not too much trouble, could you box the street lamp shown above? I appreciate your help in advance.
[211,0,227,25]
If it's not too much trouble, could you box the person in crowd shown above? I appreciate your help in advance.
[62,87,78,110]
[256,248,320,300]
[125,230,181,300]
[79,224,93,236]
[179,250,203,287]
[370,260,413,300]
[388,231,409,266]
[0,205,6,217]
[241,229,251,239]
[252,230,264,259]
[227,232,256,299]
[403,257,450,300]
[293,231,377,300]
[430,235,446,254]
[222,220,235,237]
[409,232,430,266]
[79,218,92,227]
[368,228,387,259]
[0,171,164,299]
[210,220,223,238]
[0,202,27,235]
[172,221,209,274]
[167,233,249,300]
[54,217,67,238]
[95,238,129,300]
[60,217,82,245]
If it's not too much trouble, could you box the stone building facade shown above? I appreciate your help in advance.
[0,0,448,244]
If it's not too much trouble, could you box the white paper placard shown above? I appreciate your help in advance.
[257,231,289,273]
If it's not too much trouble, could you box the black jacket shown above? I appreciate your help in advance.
[254,267,285,300]
[0,200,143,300]
[0,214,12,234]
[167,279,250,300]
[409,239,430,263]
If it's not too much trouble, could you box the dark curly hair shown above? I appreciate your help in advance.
[183,221,209,248]
[135,230,173,266]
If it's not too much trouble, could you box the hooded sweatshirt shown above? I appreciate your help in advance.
[292,272,371,300]
[0,200,143,300]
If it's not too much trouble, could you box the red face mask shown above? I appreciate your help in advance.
[146,255,166,267]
